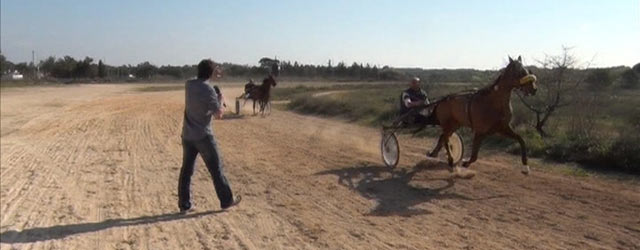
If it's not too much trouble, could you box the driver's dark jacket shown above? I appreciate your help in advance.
[400,88,429,114]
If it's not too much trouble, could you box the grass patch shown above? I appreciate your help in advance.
[285,86,399,126]
[281,83,483,125]
[557,165,591,177]
[134,85,183,92]
[0,81,65,89]
[271,85,329,100]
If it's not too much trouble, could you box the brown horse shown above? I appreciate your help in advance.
[428,56,537,174]
[246,75,277,115]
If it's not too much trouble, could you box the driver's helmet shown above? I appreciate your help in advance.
[411,77,420,84]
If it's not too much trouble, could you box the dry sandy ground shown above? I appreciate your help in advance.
[1,83,639,250]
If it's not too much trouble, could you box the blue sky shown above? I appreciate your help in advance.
[1,0,638,69]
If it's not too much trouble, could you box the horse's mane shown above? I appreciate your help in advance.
[476,74,502,95]
[475,65,511,96]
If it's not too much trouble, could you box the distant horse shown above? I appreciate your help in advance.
[242,75,277,115]
[427,56,537,174]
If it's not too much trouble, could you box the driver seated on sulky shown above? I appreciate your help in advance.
[240,79,255,99]
[399,77,437,126]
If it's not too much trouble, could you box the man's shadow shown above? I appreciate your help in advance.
[315,160,507,217]
[0,210,222,244]
[222,113,246,120]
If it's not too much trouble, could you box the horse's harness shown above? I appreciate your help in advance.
[465,92,477,128]
[433,90,479,128]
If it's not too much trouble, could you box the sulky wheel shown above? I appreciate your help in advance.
[381,130,400,169]
[446,132,464,165]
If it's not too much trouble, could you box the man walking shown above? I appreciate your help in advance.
[178,59,240,212]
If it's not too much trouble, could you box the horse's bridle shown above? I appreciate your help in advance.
[515,74,537,95]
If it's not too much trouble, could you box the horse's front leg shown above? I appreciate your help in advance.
[266,101,271,115]
[252,100,257,115]
[499,127,530,175]
[462,133,486,168]
[259,100,265,115]
[429,129,457,170]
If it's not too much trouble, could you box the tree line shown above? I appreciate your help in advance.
[0,54,533,83]
[0,54,398,81]
[0,54,196,80]
[1,53,638,89]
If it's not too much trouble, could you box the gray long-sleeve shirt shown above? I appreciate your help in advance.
[181,78,221,141]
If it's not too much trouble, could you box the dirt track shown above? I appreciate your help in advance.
[1,84,639,250]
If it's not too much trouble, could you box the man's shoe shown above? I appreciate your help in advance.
[179,202,192,214]
[221,195,242,210]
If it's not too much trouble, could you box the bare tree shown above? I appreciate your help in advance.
[518,47,590,137]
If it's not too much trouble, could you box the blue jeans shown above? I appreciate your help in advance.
[178,134,233,209]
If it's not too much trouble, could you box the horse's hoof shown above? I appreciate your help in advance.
[451,167,476,179]
[449,166,461,174]
[460,170,476,179]
[521,165,530,175]
[461,160,471,168]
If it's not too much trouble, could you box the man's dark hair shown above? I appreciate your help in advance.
[197,59,215,79]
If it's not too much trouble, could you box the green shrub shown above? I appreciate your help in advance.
[586,69,613,90]
[540,131,639,173]
[518,129,547,157]
[620,69,639,89]
[608,133,640,173]
[633,63,640,74]
[511,102,533,127]
[545,135,596,163]
[628,107,640,128]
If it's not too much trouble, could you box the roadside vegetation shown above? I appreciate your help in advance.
[272,52,640,174]
[274,83,639,174]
